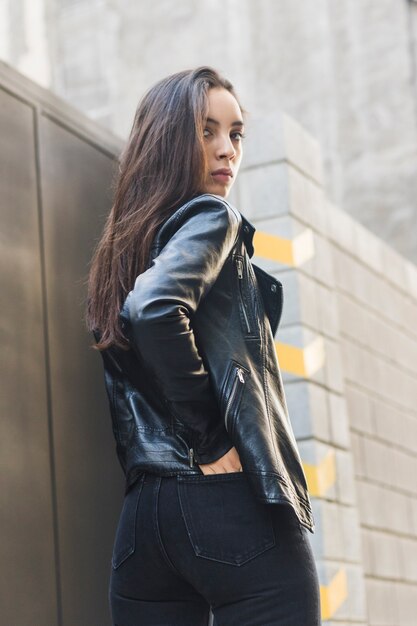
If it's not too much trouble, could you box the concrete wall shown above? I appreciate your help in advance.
[1,0,417,267]
[232,112,417,624]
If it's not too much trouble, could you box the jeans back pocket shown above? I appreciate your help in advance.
[177,473,276,566]
[111,473,145,570]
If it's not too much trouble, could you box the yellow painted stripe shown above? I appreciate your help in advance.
[253,231,293,264]
[275,336,325,377]
[320,568,348,621]
[253,228,314,266]
[302,450,336,497]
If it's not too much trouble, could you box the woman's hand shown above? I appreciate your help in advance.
[197,446,243,475]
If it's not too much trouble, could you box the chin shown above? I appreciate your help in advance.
[204,183,231,198]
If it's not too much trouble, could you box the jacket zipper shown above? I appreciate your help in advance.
[189,447,194,467]
[224,366,245,430]
[176,431,195,467]
[235,257,252,333]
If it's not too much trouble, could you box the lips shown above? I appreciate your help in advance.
[211,168,233,177]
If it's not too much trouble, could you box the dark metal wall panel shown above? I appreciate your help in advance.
[39,115,124,626]
[0,60,126,626]
[0,90,58,625]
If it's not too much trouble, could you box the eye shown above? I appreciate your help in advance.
[203,128,246,140]
[231,131,246,141]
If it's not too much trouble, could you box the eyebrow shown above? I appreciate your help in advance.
[206,117,245,127]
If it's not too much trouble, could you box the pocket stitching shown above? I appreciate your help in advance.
[177,480,276,566]
[111,474,145,570]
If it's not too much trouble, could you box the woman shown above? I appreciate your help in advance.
[86,66,321,626]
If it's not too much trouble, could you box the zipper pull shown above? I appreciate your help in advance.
[237,367,245,383]
[236,257,243,279]
[189,447,194,468]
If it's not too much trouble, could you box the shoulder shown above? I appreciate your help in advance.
[175,193,241,228]
[155,194,242,247]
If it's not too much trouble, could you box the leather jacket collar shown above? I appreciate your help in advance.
[239,211,256,258]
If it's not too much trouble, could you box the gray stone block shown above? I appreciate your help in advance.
[316,280,340,339]
[397,536,417,583]
[285,379,331,441]
[337,291,370,349]
[315,560,367,621]
[309,501,346,561]
[382,488,413,535]
[366,578,400,626]
[393,449,417,496]
[279,324,327,386]
[407,496,417,536]
[298,271,320,330]
[335,449,357,506]
[237,162,289,221]
[395,580,417,625]
[345,385,375,436]
[339,504,363,564]
[405,259,417,302]
[361,436,397,488]
[241,111,324,185]
[297,439,338,502]
[371,397,416,452]
[356,480,390,531]
[351,432,367,479]
[301,230,336,289]
[323,336,344,394]
[360,528,374,576]
[328,391,350,449]
[340,563,368,622]
[381,240,409,295]
[353,219,384,277]
[326,201,357,257]
[367,529,401,580]
[286,165,327,234]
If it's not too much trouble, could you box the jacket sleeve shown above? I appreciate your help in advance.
[120,198,241,464]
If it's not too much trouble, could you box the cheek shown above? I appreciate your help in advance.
[234,149,243,169]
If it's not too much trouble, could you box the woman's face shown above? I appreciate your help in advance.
[201,87,245,198]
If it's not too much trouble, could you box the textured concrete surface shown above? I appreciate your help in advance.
[0,0,417,266]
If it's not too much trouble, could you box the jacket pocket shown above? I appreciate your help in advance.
[177,473,276,566]
[221,359,251,436]
[234,253,260,337]
[111,473,145,570]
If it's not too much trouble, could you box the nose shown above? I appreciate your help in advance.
[216,134,236,160]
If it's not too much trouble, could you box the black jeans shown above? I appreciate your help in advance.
[109,471,321,626]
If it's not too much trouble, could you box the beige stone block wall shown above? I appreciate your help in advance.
[236,111,417,624]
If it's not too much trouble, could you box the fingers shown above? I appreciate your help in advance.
[199,465,243,475]
[197,447,243,475]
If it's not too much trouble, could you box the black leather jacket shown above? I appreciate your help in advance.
[93,193,315,533]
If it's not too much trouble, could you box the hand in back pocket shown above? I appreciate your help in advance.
[198,445,242,475]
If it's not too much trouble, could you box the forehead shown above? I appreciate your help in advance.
[206,88,243,122]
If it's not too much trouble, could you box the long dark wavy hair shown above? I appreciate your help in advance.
[84,66,247,352]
